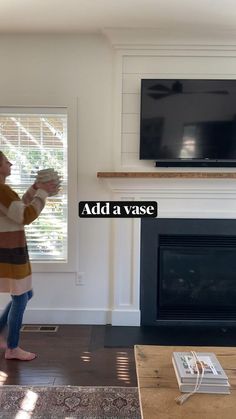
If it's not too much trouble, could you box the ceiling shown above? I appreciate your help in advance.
[0,0,236,35]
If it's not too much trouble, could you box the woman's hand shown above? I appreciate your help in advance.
[34,180,59,195]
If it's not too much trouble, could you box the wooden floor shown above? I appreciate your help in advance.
[0,325,137,386]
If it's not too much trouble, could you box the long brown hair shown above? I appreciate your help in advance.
[0,151,4,164]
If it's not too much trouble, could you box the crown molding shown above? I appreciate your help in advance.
[102,28,236,49]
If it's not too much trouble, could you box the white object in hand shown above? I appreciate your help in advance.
[36,168,61,196]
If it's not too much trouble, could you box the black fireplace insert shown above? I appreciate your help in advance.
[140,218,236,325]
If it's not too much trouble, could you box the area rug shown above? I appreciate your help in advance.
[0,385,141,418]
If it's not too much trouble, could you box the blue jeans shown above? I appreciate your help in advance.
[0,290,33,349]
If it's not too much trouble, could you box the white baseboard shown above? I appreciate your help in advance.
[23,308,141,326]
[110,309,141,326]
[23,309,109,325]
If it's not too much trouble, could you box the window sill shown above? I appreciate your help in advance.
[32,261,75,273]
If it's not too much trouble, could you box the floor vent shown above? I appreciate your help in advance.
[21,325,59,332]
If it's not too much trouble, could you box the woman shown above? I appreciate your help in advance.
[0,151,58,360]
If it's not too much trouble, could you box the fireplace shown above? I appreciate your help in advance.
[101,173,236,326]
[140,218,236,325]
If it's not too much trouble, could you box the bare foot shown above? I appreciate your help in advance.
[0,335,7,349]
[5,347,37,361]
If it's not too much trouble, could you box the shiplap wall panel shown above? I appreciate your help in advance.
[123,55,236,74]
[122,74,143,93]
[122,133,139,153]
[122,93,140,114]
[121,71,232,94]
[120,51,236,168]
[121,152,154,168]
[122,113,139,133]
[122,73,211,93]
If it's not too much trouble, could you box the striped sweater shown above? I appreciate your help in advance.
[0,183,48,295]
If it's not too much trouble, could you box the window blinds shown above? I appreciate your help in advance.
[0,112,68,261]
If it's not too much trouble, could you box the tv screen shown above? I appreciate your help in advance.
[140,79,236,166]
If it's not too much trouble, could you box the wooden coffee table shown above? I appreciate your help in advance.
[135,345,236,419]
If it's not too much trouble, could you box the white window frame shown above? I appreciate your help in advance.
[0,98,78,273]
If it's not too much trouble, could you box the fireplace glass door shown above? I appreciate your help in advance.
[140,218,236,325]
[159,245,236,320]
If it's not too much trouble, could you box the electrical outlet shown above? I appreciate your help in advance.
[76,272,85,286]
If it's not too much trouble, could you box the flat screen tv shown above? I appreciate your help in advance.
[140,79,236,167]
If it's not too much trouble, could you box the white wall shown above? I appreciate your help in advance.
[0,34,114,323]
[1,31,236,325]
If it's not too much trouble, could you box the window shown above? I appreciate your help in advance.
[0,110,68,262]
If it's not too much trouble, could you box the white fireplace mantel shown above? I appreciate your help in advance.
[98,172,236,325]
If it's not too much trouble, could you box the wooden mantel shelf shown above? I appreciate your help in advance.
[97,171,236,179]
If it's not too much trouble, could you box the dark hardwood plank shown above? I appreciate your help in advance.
[0,325,138,387]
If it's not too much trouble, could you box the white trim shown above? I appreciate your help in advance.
[102,176,236,325]
[110,309,141,326]
[102,177,236,195]
[112,50,123,170]
[0,96,78,273]
[23,308,110,325]
[22,308,140,326]
[0,106,67,115]
[103,28,236,48]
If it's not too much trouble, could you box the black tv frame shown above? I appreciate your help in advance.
[155,160,236,167]
[140,78,236,168]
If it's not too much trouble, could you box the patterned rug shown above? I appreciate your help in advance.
[0,385,141,418]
